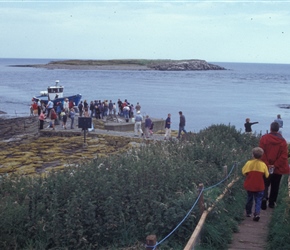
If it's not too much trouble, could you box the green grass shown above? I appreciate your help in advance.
[0,124,260,249]
[266,176,290,250]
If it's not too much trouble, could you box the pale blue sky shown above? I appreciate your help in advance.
[0,0,289,63]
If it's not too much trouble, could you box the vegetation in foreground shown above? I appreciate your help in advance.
[266,175,290,250]
[0,124,260,249]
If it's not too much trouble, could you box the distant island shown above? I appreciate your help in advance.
[13,59,226,71]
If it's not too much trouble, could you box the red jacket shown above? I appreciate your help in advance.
[259,132,289,175]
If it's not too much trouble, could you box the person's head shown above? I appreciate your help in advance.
[270,122,279,132]
[277,114,281,119]
[168,113,171,117]
[146,115,149,118]
[246,118,250,122]
[252,147,264,159]
[179,111,182,115]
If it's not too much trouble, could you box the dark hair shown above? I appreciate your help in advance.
[270,122,279,132]
[179,111,182,115]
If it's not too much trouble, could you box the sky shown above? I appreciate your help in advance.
[0,0,290,64]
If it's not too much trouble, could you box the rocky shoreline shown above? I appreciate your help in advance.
[12,59,226,71]
[0,115,174,176]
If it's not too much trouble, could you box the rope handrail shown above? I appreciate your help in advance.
[147,162,239,249]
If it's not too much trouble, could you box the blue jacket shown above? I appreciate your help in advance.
[145,118,152,128]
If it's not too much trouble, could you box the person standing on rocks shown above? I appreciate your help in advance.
[144,115,152,138]
[60,109,67,129]
[69,108,76,129]
[164,113,171,140]
[274,114,283,134]
[109,100,113,115]
[134,110,143,137]
[63,98,69,114]
[135,102,141,112]
[244,118,258,133]
[50,108,57,130]
[259,122,289,209]
[39,110,46,130]
[46,100,54,117]
[78,101,84,117]
[177,111,187,139]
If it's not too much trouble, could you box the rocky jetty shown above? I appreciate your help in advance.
[0,115,171,176]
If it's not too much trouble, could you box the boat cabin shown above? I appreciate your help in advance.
[41,80,64,100]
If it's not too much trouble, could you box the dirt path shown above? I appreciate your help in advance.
[228,207,272,249]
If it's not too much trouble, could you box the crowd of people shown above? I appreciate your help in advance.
[31,96,191,140]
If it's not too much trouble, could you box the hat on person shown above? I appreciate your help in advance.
[137,111,140,114]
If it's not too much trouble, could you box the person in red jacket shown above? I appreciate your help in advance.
[259,122,289,209]
[242,147,269,221]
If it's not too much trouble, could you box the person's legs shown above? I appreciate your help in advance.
[164,128,169,139]
[261,175,271,210]
[39,120,44,130]
[269,174,282,207]
[145,127,149,137]
[254,191,264,216]
[177,126,182,138]
[134,122,138,135]
[138,122,143,135]
[51,119,55,130]
[262,175,271,200]
[71,118,74,129]
[245,191,254,216]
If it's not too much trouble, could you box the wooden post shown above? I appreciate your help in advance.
[223,165,228,179]
[198,183,204,213]
[146,235,157,250]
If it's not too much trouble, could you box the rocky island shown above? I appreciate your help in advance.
[14,59,226,71]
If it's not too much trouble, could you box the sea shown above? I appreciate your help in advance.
[1,58,290,142]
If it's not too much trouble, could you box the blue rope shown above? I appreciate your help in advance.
[148,162,239,249]
[204,162,237,191]
[147,188,205,249]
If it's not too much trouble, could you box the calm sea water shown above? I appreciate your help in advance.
[1,58,290,141]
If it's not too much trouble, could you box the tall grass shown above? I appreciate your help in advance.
[0,124,259,249]
[266,176,290,249]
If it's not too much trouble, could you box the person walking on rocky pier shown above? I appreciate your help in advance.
[135,102,141,112]
[164,113,171,140]
[144,115,152,138]
[39,110,46,130]
[69,108,76,129]
[134,110,143,137]
[177,111,187,139]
